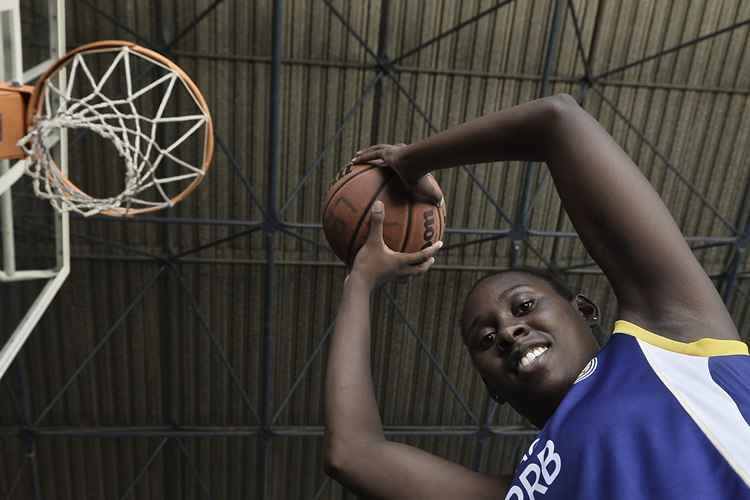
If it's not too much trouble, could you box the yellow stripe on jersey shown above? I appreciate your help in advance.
[614,320,749,357]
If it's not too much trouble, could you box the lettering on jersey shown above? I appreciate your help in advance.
[505,439,562,500]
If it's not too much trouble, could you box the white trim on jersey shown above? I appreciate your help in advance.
[637,339,750,488]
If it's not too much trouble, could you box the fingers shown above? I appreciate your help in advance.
[395,241,442,282]
[353,150,384,164]
[354,145,443,208]
[355,144,390,156]
[365,158,386,167]
[401,240,443,265]
[413,174,445,207]
[403,257,436,275]
[367,200,385,243]
[352,143,401,165]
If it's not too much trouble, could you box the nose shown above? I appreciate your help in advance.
[496,323,530,352]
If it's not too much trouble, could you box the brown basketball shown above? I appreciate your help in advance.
[322,163,446,265]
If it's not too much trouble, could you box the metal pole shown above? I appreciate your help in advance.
[84,215,264,227]
[282,221,513,236]
[369,0,390,144]
[472,402,499,472]
[722,176,750,303]
[0,0,23,279]
[259,0,283,497]
[0,269,70,380]
[0,160,17,277]
[512,0,564,267]
[17,357,42,500]
[0,424,537,438]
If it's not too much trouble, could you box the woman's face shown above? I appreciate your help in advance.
[461,272,599,427]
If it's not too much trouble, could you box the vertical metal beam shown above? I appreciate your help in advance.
[511,0,565,267]
[369,0,390,144]
[471,402,498,472]
[259,0,283,498]
[0,160,16,276]
[550,0,604,268]
[16,356,42,500]
[585,0,606,80]
[150,8,179,494]
[722,175,750,303]
[722,246,746,304]
[323,0,517,228]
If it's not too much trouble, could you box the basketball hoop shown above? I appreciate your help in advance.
[17,40,214,216]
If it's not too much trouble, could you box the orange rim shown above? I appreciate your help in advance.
[27,40,214,216]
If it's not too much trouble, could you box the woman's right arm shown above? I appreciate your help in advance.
[324,202,507,500]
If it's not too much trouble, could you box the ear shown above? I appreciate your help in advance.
[574,293,600,324]
[481,375,505,405]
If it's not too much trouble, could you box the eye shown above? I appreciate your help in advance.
[478,331,496,351]
[514,299,535,315]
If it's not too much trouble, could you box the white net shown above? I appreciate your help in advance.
[19,44,212,216]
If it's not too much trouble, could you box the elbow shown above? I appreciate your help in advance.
[323,434,351,479]
[543,93,580,121]
[537,93,581,152]
[323,433,383,480]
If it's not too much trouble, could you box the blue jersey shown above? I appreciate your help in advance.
[506,320,750,500]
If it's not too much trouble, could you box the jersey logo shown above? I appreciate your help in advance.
[574,357,598,384]
[505,438,562,500]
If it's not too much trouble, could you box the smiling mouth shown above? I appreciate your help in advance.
[517,345,549,370]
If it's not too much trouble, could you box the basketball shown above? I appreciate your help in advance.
[322,163,446,265]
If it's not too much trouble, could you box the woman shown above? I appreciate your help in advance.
[324,94,750,499]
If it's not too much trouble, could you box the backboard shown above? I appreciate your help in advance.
[0,0,67,380]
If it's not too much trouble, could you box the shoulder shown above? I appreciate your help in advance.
[618,304,741,343]
[612,320,748,357]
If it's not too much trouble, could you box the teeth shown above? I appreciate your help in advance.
[520,346,548,368]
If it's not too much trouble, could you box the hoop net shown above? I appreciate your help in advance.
[19,42,213,216]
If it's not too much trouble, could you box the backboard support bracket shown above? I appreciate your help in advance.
[0,0,67,381]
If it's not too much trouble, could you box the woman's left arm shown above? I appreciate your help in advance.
[535,95,738,341]
[354,94,739,342]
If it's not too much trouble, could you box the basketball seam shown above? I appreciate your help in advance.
[400,186,413,253]
[346,169,395,264]
[438,203,445,244]
[322,165,378,218]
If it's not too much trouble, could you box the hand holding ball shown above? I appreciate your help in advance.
[322,164,446,265]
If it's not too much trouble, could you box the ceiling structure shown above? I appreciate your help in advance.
[1,0,749,499]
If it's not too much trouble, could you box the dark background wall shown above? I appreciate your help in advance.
[2,1,749,498]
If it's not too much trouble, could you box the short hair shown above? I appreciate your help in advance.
[466,267,575,302]
[461,267,576,333]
